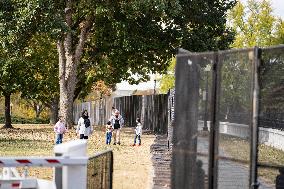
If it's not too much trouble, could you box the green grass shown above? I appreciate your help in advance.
[0,139,53,156]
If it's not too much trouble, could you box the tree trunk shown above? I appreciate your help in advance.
[33,103,44,118]
[57,1,93,128]
[57,39,77,128]
[49,98,59,125]
[3,93,12,128]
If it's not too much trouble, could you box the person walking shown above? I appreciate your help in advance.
[132,118,142,146]
[76,110,93,139]
[109,110,124,145]
[54,116,67,144]
[105,121,113,145]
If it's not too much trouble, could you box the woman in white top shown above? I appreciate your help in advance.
[76,110,93,139]
[109,110,124,145]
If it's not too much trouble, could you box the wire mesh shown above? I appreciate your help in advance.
[172,51,214,189]
[196,52,215,189]
[87,150,113,189]
[258,46,284,188]
[171,46,284,189]
[217,49,254,189]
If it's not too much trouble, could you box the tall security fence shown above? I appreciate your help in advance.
[87,150,113,189]
[113,95,168,133]
[172,45,284,189]
[167,89,175,149]
[73,97,113,126]
[73,94,168,134]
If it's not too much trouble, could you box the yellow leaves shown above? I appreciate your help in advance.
[228,0,283,48]
[79,21,86,29]
[91,80,112,96]
[34,72,43,80]
[159,57,176,93]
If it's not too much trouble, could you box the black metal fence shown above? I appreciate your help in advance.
[74,94,169,134]
[113,94,168,133]
[172,45,284,189]
[87,150,113,189]
[73,97,113,126]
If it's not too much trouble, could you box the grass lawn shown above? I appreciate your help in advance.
[219,134,284,185]
[0,124,155,189]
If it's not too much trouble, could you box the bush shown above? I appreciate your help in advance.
[0,116,49,124]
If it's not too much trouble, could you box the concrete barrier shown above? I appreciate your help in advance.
[198,120,284,151]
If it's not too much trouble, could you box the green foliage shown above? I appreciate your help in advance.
[1,0,237,111]
[159,58,176,93]
[225,0,284,123]
[0,58,24,95]
[20,33,59,106]
[259,48,284,111]
[0,0,64,52]
[0,115,49,124]
[67,0,237,99]
[158,0,236,94]
[219,52,253,123]
[169,0,236,51]
[228,0,284,48]
[273,21,284,44]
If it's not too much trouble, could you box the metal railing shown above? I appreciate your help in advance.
[87,150,113,189]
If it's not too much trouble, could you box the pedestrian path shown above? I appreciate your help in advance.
[150,135,171,189]
[197,135,274,189]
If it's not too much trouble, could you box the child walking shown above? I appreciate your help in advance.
[54,116,67,144]
[133,118,142,146]
[106,121,113,145]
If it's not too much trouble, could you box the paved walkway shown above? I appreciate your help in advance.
[150,134,274,189]
[197,136,274,189]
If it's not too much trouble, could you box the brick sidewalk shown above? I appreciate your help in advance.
[150,135,171,189]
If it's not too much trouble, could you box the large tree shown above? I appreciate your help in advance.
[0,56,26,128]
[0,1,28,128]
[1,0,237,128]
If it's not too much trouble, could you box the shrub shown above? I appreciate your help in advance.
[0,116,49,124]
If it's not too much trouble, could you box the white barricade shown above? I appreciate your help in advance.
[0,140,88,189]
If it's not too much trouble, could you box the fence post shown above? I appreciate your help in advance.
[208,52,220,189]
[54,152,63,189]
[250,47,261,189]
[172,49,200,188]
[54,140,88,189]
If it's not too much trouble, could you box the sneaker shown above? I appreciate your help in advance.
[131,144,136,146]
[117,142,121,145]
[113,142,116,145]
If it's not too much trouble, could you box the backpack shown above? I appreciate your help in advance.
[114,118,120,129]
[84,118,91,128]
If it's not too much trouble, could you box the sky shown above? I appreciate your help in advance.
[116,74,160,91]
[269,0,284,19]
[117,0,284,91]
[240,0,284,19]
